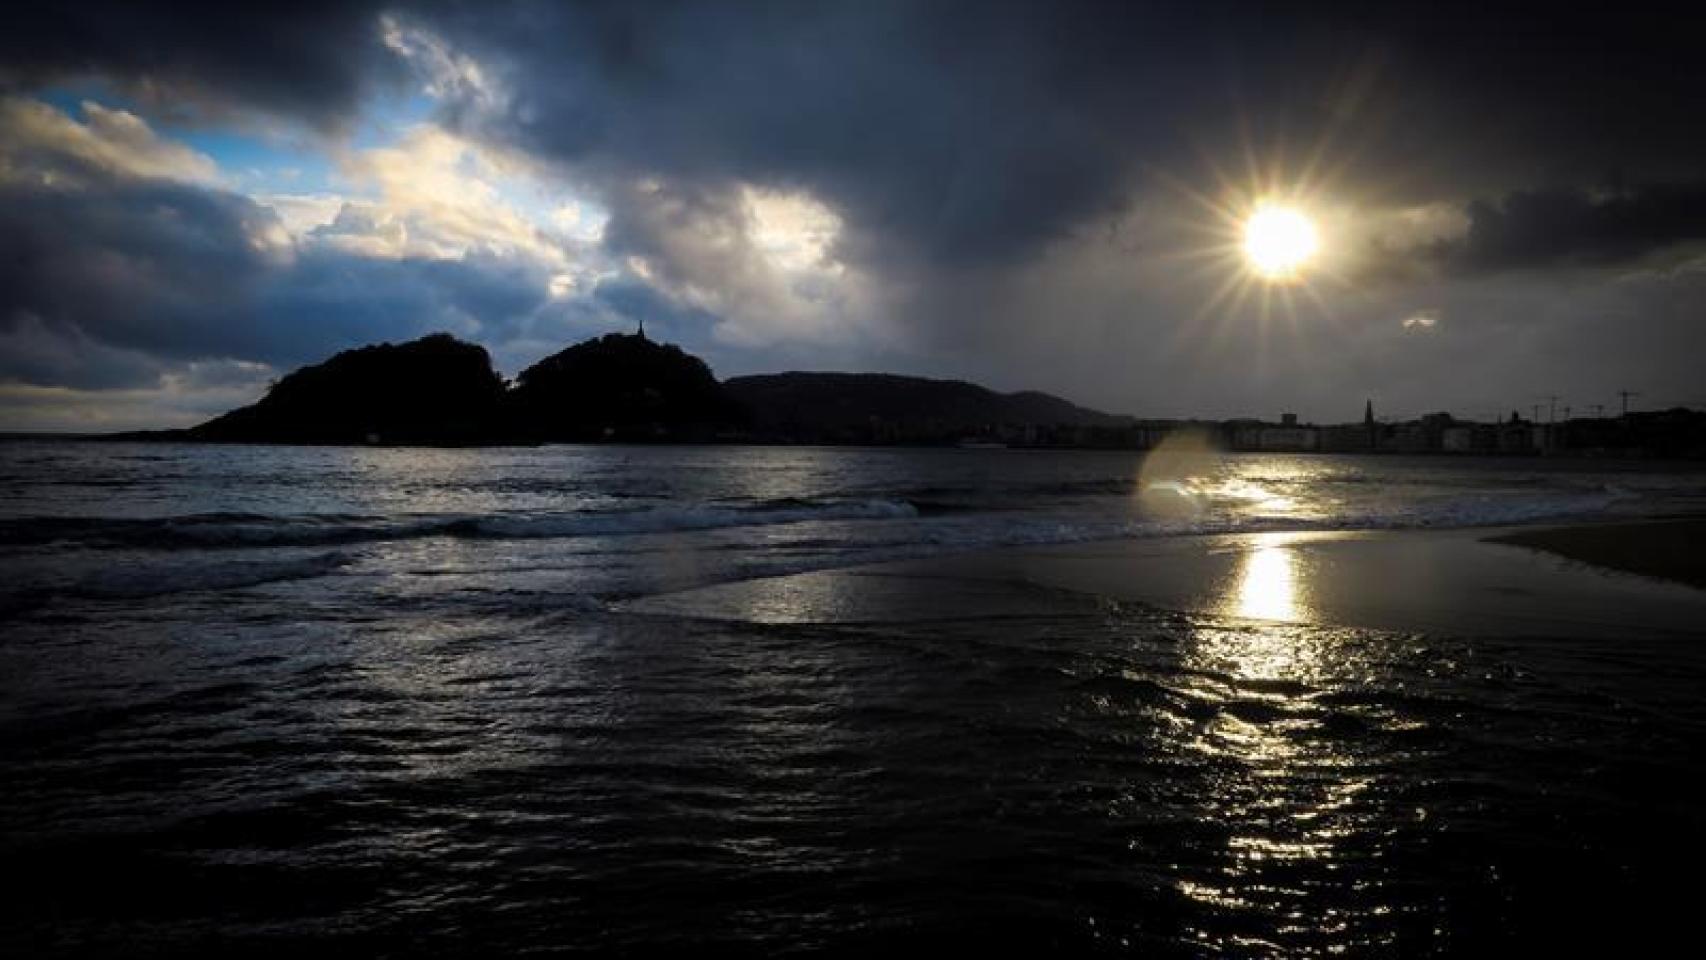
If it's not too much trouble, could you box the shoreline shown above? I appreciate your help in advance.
[629,518,1706,639]
[1485,519,1706,590]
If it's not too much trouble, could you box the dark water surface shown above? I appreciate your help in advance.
[4,442,1704,955]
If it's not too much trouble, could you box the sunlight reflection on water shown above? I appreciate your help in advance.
[6,443,1702,955]
[1175,538,1384,942]
[1220,533,1315,624]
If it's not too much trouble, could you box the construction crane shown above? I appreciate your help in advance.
[1618,390,1641,417]
[1537,394,1561,423]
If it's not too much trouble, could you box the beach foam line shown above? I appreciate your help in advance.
[0,487,1634,558]
[458,499,919,538]
[0,499,924,550]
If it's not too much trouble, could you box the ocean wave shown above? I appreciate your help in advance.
[0,499,922,550]
[0,482,1637,568]
[0,488,1647,611]
[1131,489,1630,539]
[463,499,918,538]
[898,489,1635,556]
[65,551,356,599]
[703,490,1639,587]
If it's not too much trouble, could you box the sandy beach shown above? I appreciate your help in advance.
[1487,518,1706,590]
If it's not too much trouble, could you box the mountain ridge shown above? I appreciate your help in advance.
[725,371,1130,443]
[163,332,1128,446]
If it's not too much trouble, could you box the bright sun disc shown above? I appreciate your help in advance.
[1243,204,1318,280]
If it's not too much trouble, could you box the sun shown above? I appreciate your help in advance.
[1242,203,1319,280]
[1153,154,1341,325]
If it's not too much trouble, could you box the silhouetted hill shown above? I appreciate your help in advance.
[176,333,1129,447]
[724,372,1130,443]
[188,333,505,444]
[507,332,744,441]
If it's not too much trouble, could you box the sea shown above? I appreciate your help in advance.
[3,440,1704,956]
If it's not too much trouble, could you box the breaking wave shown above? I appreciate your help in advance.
[0,485,1637,568]
[0,499,923,550]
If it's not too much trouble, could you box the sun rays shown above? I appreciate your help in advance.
[1137,119,1378,375]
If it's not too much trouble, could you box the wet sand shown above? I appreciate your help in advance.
[1486,518,1706,590]
[628,522,1706,638]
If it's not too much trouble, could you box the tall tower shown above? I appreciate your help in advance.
[1364,399,1376,449]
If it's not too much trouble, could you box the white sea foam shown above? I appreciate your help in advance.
[4,442,1689,610]
[0,499,923,550]
[467,499,919,538]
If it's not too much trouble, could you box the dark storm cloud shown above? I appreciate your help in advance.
[416,0,1205,265]
[0,172,555,388]
[0,178,285,383]
[0,314,166,390]
[246,249,555,365]
[11,1,1706,267]
[1,1,393,127]
[587,277,721,339]
[415,0,1706,270]
[6,0,1706,424]
[1323,3,1706,184]
[10,1,1706,273]
[1439,183,1706,272]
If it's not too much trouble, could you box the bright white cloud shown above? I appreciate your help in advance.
[550,201,607,242]
[547,273,577,298]
[381,15,506,113]
[0,96,298,266]
[598,177,888,350]
[743,187,843,273]
[254,192,346,237]
[0,96,221,187]
[313,123,597,271]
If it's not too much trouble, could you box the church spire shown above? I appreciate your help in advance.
[1364,399,1374,426]
[637,318,647,341]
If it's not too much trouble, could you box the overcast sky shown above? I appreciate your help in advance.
[4,1,1705,431]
